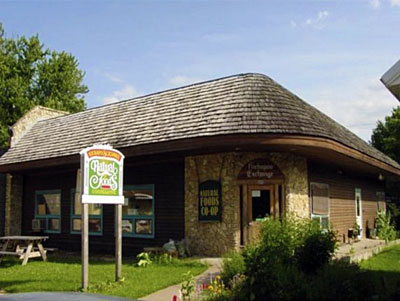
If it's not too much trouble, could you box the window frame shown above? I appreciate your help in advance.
[70,189,103,236]
[123,184,155,239]
[34,189,62,234]
[310,182,330,230]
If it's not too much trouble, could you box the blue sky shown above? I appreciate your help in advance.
[1,0,400,141]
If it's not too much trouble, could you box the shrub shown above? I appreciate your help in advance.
[376,210,398,242]
[295,229,337,274]
[136,252,152,267]
[387,202,400,231]
[237,216,331,299]
[220,251,245,286]
[238,216,337,300]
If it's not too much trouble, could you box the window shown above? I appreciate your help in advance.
[35,190,62,233]
[123,185,154,238]
[310,183,330,230]
[70,189,102,235]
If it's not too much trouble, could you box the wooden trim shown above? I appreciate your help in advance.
[260,135,400,176]
[274,184,279,218]
[1,134,399,176]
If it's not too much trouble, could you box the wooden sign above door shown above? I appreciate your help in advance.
[237,159,284,181]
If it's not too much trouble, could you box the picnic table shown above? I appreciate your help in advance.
[0,236,49,265]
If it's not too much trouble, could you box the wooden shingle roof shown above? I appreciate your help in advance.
[0,73,399,170]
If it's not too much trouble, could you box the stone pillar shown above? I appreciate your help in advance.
[4,173,23,236]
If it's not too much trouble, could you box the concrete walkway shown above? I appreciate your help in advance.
[335,238,400,262]
[140,258,222,301]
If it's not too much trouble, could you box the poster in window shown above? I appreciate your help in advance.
[199,180,222,222]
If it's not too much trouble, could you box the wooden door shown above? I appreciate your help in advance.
[244,185,278,245]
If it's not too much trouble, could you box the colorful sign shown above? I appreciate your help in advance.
[199,180,222,222]
[80,145,125,204]
[237,159,284,181]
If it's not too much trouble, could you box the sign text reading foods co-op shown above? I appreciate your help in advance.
[80,145,125,204]
[199,180,222,222]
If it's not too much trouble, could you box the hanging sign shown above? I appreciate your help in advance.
[199,180,222,222]
[237,158,284,181]
[80,145,125,204]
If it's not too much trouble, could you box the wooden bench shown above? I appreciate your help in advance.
[143,247,178,257]
[19,247,57,252]
[0,251,23,256]
[0,236,49,265]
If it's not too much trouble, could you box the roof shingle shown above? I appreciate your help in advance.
[0,73,399,170]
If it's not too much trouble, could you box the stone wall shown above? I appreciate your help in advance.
[10,106,68,147]
[185,152,309,256]
[4,174,23,235]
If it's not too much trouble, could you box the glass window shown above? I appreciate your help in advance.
[135,219,152,235]
[34,190,62,233]
[123,185,154,238]
[311,183,329,215]
[310,183,330,230]
[70,190,103,235]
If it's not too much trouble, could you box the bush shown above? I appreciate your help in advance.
[239,215,337,300]
[295,229,337,274]
[212,215,397,300]
[387,202,400,231]
[376,210,398,242]
[220,251,245,286]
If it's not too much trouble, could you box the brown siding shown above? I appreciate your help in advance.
[0,173,5,236]
[308,162,384,243]
[22,158,185,255]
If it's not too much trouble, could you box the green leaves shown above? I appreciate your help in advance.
[0,23,88,148]
[371,106,400,164]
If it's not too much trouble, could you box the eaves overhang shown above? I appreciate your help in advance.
[381,59,400,102]
[0,134,399,179]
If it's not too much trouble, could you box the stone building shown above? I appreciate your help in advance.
[0,73,399,256]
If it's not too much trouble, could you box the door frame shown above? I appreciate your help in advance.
[240,182,284,246]
[355,188,363,239]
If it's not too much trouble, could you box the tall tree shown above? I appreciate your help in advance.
[0,24,88,148]
[371,106,400,164]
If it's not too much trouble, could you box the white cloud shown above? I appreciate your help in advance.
[369,0,381,9]
[102,84,141,104]
[391,0,400,7]
[169,75,204,87]
[102,72,125,84]
[317,10,329,20]
[292,10,330,30]
[309,78,397,141]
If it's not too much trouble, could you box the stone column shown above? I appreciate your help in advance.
[4,173,23,236]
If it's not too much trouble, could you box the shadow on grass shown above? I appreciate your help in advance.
[45,252,203,268]
[0,258,21,268]
[0,280,40,293]
[356,270,400,299]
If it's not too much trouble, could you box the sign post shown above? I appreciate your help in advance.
[81,202,89,289]
[80,145,125,290]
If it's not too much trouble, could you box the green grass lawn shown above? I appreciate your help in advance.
[359,243,400,298]
[0,253,208,299]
